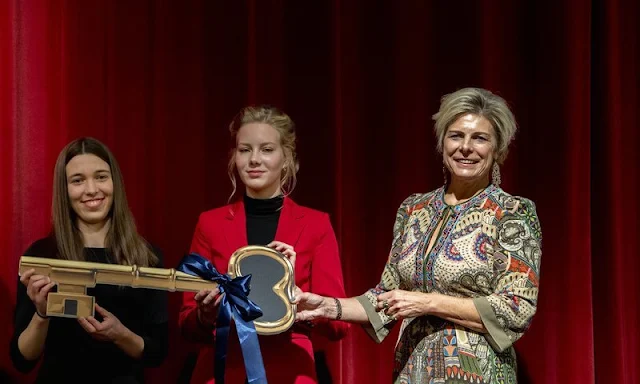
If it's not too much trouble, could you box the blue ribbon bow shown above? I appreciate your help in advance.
[177,253,267,384]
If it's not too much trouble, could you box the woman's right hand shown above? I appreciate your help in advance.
[20,269,55,317]
[293,288,331,322]
[194,287,223,327]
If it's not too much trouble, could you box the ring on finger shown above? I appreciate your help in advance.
[382,300,389,310]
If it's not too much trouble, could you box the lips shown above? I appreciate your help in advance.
[454,159,479,164]
[82,198,104,208]
[247,170,265,177]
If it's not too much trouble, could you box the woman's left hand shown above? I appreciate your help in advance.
[267,241,296,267]
[377,290,434,321]
[78,303,126,342]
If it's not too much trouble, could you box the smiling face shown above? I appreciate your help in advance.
[65,154,114,227]
[235,122,287,198]
[443,113,497,185]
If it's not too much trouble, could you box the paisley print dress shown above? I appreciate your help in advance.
[355,185,542,384]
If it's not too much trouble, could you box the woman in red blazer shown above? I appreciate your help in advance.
[179,105,349,384]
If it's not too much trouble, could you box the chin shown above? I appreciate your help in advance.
[79,214,109,224]
[453,172,480,179]
[244,181,267,192]
[240,176,261,186]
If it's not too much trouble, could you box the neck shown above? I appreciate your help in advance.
[445,177,490,205]
[78,218,111,247]
[245,186,283,199]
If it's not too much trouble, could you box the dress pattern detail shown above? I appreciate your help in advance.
[358,186,542,384]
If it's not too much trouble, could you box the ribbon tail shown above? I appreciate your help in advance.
[177,254,266,383]
[234,309,267,384]
[214,302,233,384]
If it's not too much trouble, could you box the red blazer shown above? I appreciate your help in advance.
[179,197,349,384]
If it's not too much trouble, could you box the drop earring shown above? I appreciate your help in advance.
[443,165,448,185]
[491,162,501,186]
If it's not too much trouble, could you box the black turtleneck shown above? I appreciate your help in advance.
[244,194,284,245]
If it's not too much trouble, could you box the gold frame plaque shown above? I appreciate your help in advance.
[228,245,296,335]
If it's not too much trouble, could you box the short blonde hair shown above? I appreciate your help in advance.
[227,105,299,200]
[432,87,517,164]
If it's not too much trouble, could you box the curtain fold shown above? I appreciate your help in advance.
[591,0,640,383]
[0,1,637,383]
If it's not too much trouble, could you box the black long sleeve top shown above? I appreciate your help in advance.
[10,237,169,384]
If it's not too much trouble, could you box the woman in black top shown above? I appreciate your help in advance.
[10,137,168,383]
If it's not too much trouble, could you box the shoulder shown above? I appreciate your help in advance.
[487,188,538,216]
[23,236,57,258]
[287,199,332,234]
[488,189,541,238]
[288,199,328,220]
[398,188,442,213]
[388,189,442,230]
[145,242,165,266]
[288,201,337,246]
[197,203,235,224]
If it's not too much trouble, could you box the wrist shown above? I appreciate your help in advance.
[33,312,50,325]
[196,307,216,329]
[333,297,343,320]
[321,297,335,319]
[322,297,342,320]
[112,326,145,359]
[423,292,439,315]
[113,325,132,344]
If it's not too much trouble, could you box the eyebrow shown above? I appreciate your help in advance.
[447,129,491,136]
[67,169,111,178]
[237,142,277,146]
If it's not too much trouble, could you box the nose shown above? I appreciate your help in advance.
[249,151,261,165]
[460,137,473,155]
[85,179,98,194]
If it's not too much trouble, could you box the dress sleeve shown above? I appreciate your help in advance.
[178,213,216,344]
[10,238,55,373]
[355,194,416,343]
[472,198,542,352]
[307,213,350,341]
[139,246,169,366]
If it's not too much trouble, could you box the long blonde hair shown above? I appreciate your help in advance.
[52,137,158,266]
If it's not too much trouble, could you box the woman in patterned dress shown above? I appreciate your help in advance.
[294,87,542,384]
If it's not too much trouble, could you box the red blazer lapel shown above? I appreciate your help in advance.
[222,197,305,257]
[223,200,248,263]
[274,197,306,247]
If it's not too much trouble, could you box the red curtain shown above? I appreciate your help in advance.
[0,1,637,383]
[591,0,640,383]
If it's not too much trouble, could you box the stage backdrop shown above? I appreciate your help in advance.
[1,1,638,383]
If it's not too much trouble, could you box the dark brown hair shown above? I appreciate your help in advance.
[52,137,157,266]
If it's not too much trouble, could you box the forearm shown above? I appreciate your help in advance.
[429,293,487,333]
[113,327,145,360]
[17,313,50,360]
[322,297,369,324]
